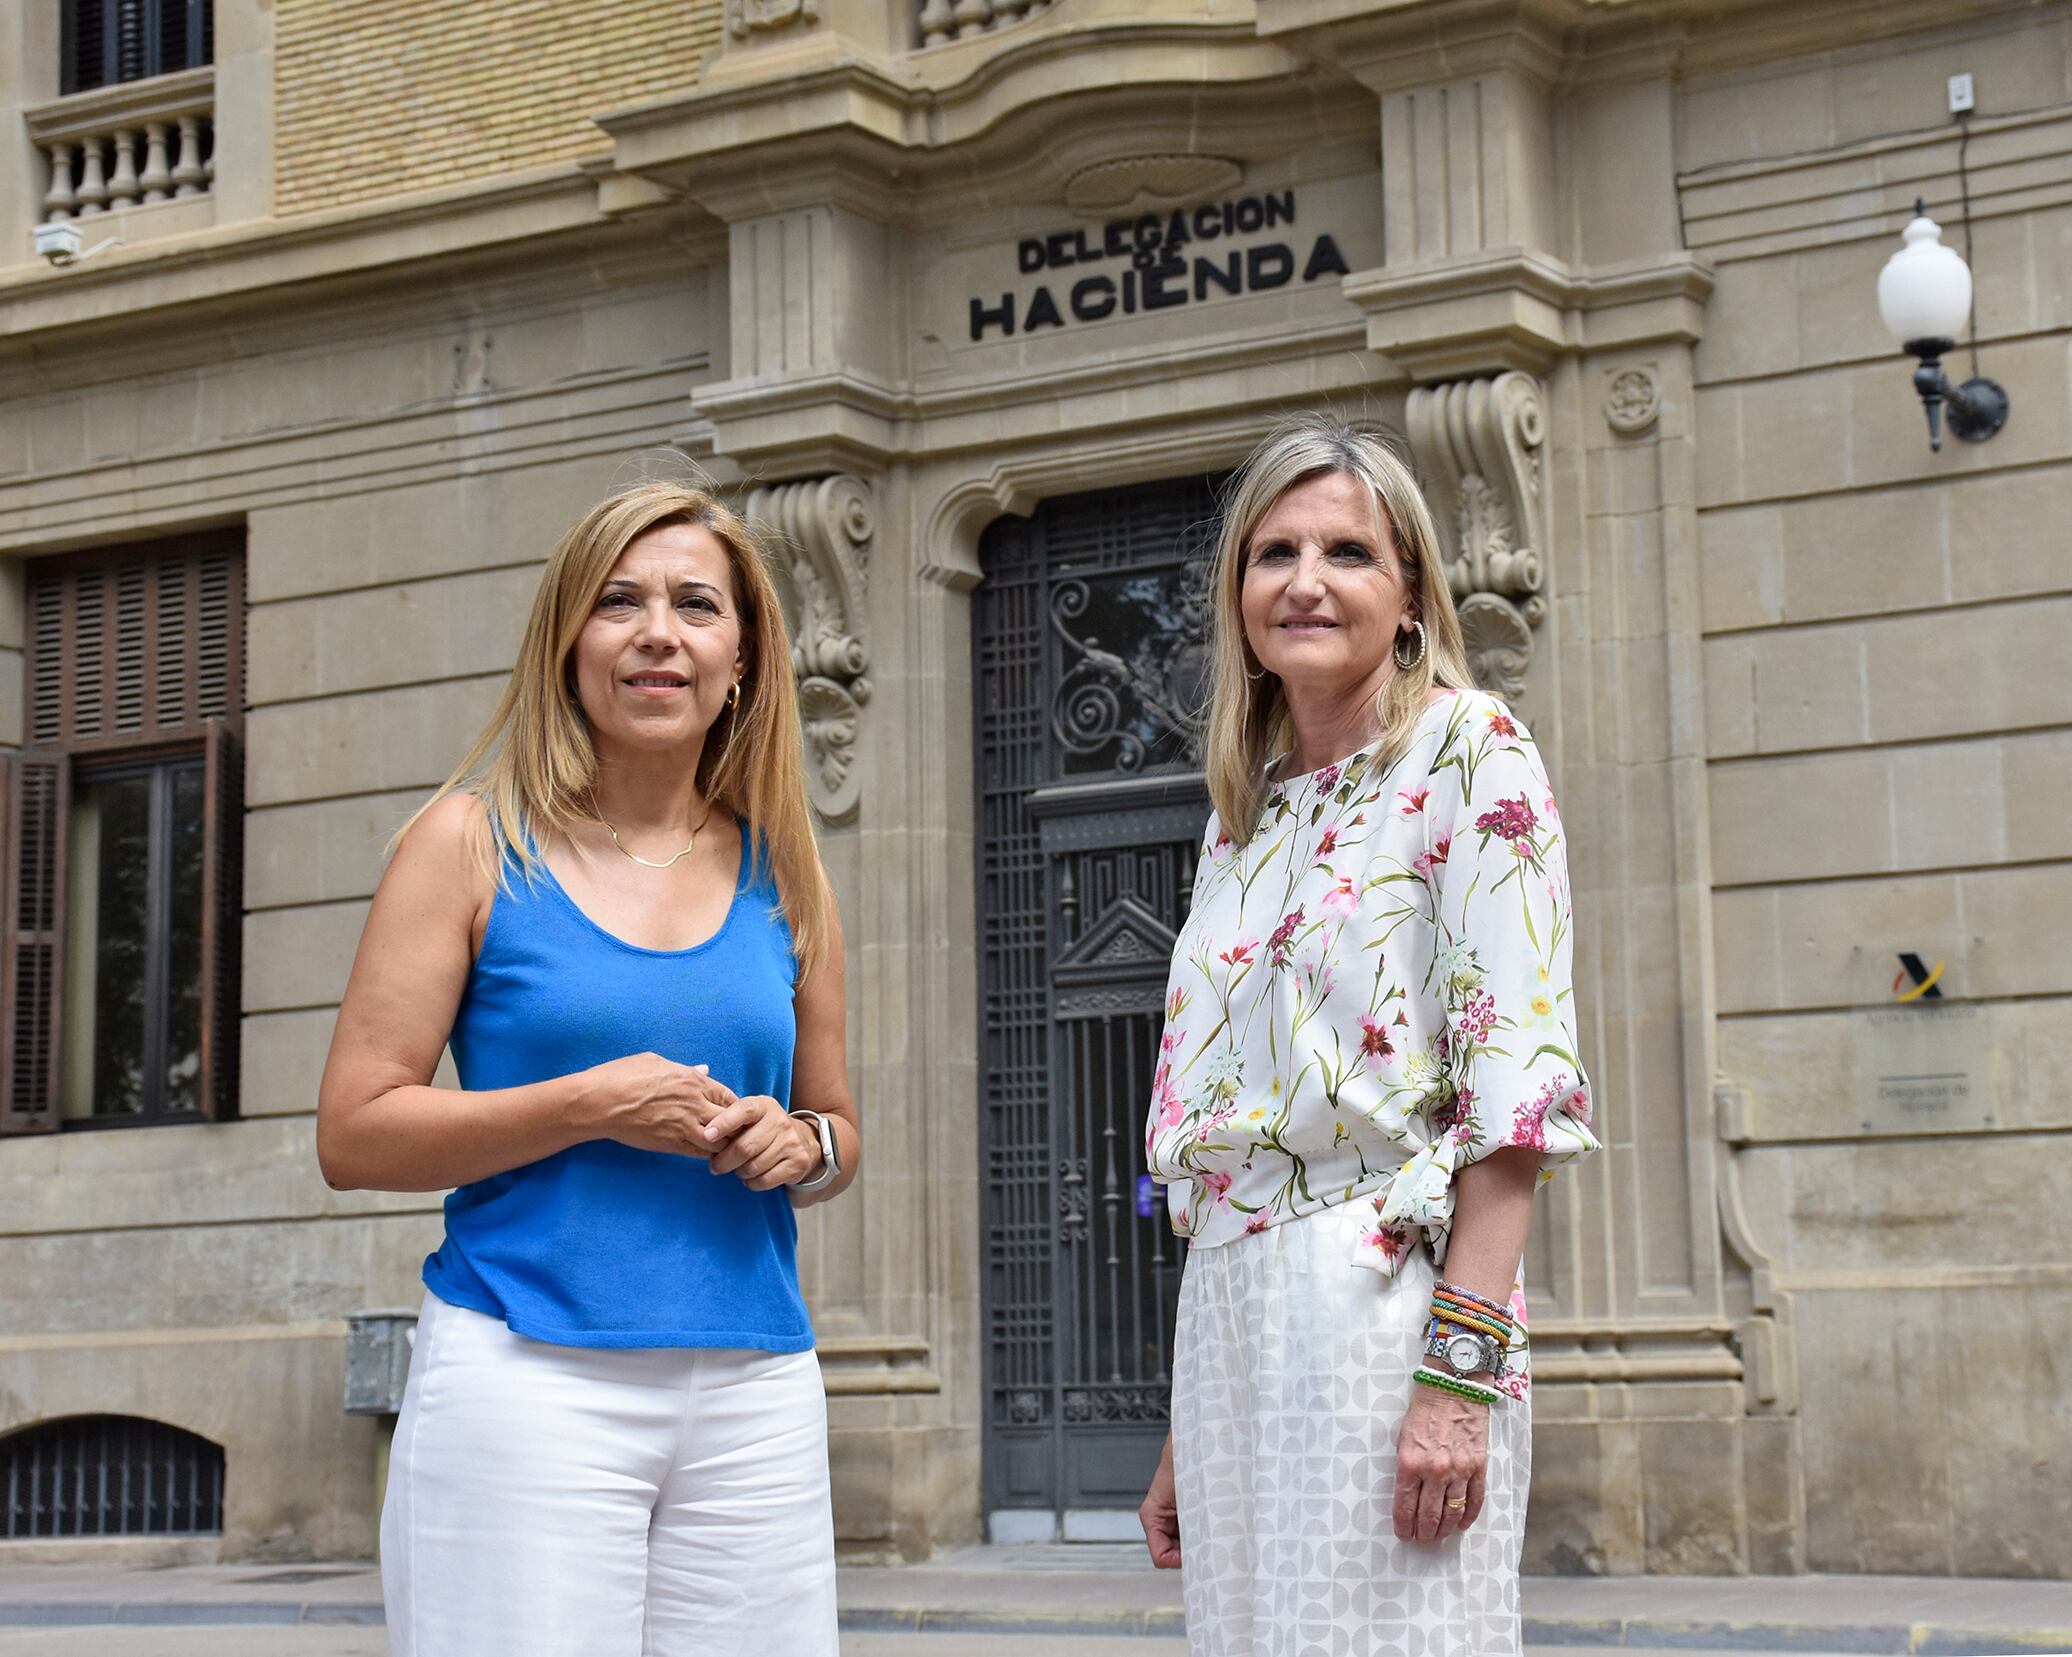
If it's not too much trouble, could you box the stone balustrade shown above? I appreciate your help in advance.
[918,0,1055,48]
[24,66,215,225]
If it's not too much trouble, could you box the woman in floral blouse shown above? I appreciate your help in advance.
[1136,416,1600,1657]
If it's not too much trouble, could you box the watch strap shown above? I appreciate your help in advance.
[1424,1327,1506,1378]
[789,1108,839,1193]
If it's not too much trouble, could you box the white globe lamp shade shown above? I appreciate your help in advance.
[1877,210,1972,348]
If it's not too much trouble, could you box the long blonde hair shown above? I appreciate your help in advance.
[398,481,832,970]
[1203,415,1475,842]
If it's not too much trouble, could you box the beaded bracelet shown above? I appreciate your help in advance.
[1427,1305,1514,1347]
[1430,1317,1510,1353]
[1413,1365,1503,1406]
[1431,1291,1517,1344]
[1434,1279,1510,1316]
[1428,1305,1512,1344]
[1433,1283,1515,1327]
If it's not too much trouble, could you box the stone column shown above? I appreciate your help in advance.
[1265,7,1791,1571]
[696,191,982,1558]
[1,2,62,248]
[211,0,275,223]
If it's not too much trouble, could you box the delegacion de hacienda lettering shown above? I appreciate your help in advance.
[967,189,1352,341]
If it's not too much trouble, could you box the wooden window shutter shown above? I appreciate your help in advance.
[20,532,244,1129]
[29,538,242,755]
[199,719,242,1120]
[1,752,71,1136]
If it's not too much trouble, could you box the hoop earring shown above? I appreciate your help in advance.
[726,679,741,709]
[1393,620,1428,670]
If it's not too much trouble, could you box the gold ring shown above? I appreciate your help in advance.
[1444,1497,1468,1510]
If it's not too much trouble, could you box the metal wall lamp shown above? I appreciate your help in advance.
[1877,197,2009,451]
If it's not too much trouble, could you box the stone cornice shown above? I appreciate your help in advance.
[692,317,1379,471]
[1256,0,2051,89]
[816,1333,941,1395]
[0,165,726,351]
[1343,248,1714,379]
[594,24,1316,221]
[23,66,217,144]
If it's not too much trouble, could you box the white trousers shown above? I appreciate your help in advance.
[1172,1205,1529,1657]
[381,1291,838,1657]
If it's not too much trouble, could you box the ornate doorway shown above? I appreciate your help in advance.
[973,474,1220,1533]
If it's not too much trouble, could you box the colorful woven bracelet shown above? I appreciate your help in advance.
[1431,1293,1516,1342]
[1429,1316,1512,1354]
[1434,1279,1512,1318]
[1428,1304,1512,1344]
[1427,1302,1514,1345]
[1413,1365,1502,1406]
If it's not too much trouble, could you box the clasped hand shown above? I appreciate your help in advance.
[589,1052,819,1190]
[1392,1383,1490,1543]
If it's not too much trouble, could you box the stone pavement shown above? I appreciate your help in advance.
[0,1546,2067,1653]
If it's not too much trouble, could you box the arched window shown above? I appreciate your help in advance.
[0,1415,223,1537]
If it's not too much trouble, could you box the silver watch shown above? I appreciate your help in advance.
[1426,1328,1506,1378]
[789,1108,840,1193]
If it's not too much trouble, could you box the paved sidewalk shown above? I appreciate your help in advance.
[0,1547,2067,1652]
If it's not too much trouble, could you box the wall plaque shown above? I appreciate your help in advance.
[1854,1002,1996,1135]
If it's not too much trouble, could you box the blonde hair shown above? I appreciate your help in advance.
[397,481,832,970]
[1203,414,1475,842]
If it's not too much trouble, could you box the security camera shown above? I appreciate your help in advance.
[33,220,119,267]
[34,221,82,265]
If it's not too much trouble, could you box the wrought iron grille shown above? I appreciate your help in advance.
[1,1415,224,1537]
[975,474,1219,1515]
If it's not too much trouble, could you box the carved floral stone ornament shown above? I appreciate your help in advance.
[1605,366,1661,435]
[726,0,819,38]
[742,474,873,823]
[1403,371,1548,704]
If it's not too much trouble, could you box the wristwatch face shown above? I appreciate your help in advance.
[1444,1334,1488,1372]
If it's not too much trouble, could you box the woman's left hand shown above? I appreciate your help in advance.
[703,1095,823,1190]
[1392,1384,1489,1543]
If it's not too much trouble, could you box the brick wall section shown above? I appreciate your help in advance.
[273,0,723,215]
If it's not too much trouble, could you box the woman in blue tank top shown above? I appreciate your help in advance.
[317,482,858,1657]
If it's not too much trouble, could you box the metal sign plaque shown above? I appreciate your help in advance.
[1855,1002,1996,1135]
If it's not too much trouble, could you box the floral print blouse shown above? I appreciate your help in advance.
[1143,689,1601,1394]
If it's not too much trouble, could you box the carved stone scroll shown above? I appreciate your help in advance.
[1404,371,1548,703]
[726,0,821,38]
[744,474,873,823]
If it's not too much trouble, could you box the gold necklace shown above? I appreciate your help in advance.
[601,805,712,871]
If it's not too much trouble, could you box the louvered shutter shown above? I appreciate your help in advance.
[1,752,70,1136]
[20,535,244,1128]
[29,538,242,755]
[198,719,242,1120]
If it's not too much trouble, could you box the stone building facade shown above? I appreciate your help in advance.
[1,0,2067,1578]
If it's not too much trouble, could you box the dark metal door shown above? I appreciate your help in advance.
[974,474,1219,1520]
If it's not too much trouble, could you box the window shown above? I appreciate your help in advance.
[1,536,243,1135]
[1,1416,224,1537]
[61,0,213,96]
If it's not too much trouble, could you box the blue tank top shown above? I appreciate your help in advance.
[421,831,812,1351]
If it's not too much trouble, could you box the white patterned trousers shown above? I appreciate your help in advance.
[1171,1204,1530,1657]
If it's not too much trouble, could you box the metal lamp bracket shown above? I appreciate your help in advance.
[1903,338,2010,451]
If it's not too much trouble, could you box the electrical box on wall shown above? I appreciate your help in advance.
[1949,72,1976,114]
